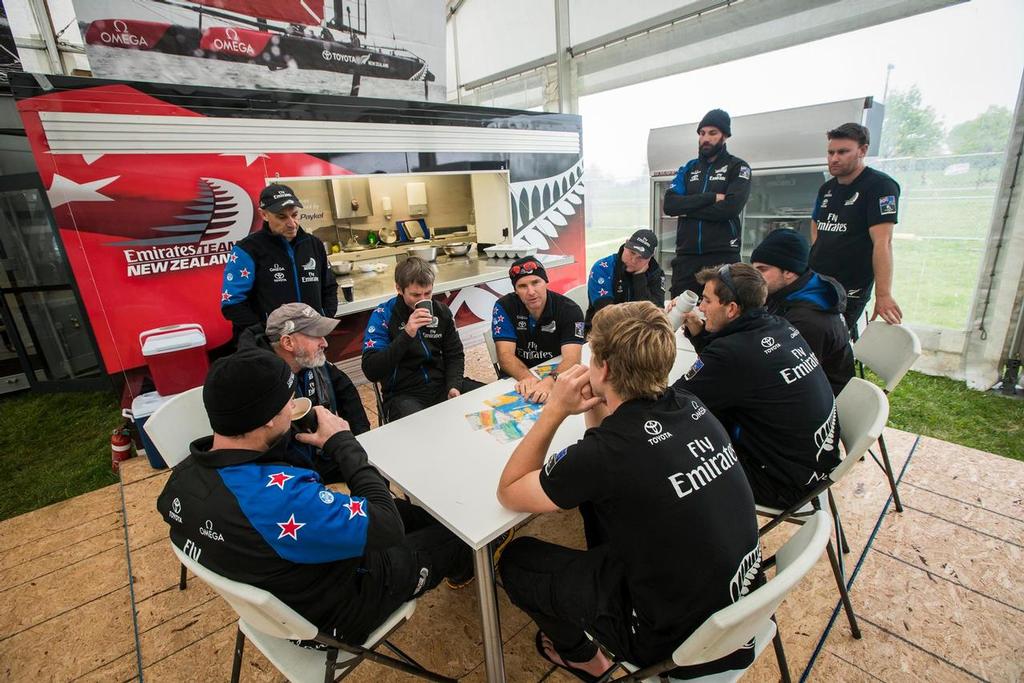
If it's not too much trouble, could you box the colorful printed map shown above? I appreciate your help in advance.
[464,391,543,443]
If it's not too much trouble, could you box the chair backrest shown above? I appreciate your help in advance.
[143,386,211,467]
[829,377,890,484]
[564,284,589,312]
[171,543,318,641]
[853,321,921,392]
[671,510,833,667]
[483,330,500,372]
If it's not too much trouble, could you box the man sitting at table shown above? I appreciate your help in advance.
[496,302,761,680]
[672,262,841,509]
[491,256,585,403]
[157,349,475,648]
[362,257,483,420]
[585,228,665,326]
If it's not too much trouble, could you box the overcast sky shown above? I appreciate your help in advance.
[581,0,1024,178]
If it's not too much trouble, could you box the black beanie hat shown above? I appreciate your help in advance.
[508,256,548,286]
[698,109,731,137]
[750,229,810,274]
[203,349,295,436]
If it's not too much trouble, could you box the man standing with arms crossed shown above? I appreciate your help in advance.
[663,109,752,298]
[810,123,903,332]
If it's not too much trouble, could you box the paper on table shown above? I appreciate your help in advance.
[465,391,543,443]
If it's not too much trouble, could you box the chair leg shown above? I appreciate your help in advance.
[324,648,339,683]
[230,626,245,683]
[877,433,904,512]
[828,489,850,556]
[178,562,188,590]
[826,541,862,639]
[772,622,792,683]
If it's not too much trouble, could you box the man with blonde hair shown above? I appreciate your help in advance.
[496,302,760,680]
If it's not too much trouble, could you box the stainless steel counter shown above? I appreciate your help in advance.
[334,252,574,317]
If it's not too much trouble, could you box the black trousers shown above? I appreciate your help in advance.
[738,454,804,510]
[843,289,871,339]
[385,378,486,420]
[669,252,740,298]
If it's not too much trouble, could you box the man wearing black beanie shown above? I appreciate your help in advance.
[157,349,474,648]
[664,108,752,298]
[751,229,854,395]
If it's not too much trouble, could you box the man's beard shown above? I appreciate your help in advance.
[295,349,326,369]
[699,141,724,160]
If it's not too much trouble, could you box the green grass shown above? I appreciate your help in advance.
[0,390,121,521]
[874,370,1024,461]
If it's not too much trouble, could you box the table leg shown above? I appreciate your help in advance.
[474,545,506,682]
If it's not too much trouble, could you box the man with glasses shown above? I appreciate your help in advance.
[492,256,585,403]
[672,263,841,508]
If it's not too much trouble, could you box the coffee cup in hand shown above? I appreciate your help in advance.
[415,299,438,327]
[290,397,319,433]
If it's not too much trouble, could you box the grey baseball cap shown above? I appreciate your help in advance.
[624,229,658,259]
[265,303,339,341]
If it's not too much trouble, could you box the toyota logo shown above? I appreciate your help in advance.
[644,420,662,436]
[113,19,128,33]
[226,27,239,41]
[172,498,181,514]
[761,336,775,348]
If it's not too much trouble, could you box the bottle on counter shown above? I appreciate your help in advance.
[367,231,378,246]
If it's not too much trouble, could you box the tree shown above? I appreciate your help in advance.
[880,86,944,157]
[947,106,1013,154]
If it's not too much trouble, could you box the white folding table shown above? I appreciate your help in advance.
[356,338,698,682]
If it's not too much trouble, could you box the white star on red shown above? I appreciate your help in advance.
[365,339,376,348]
[239,268,250,279]
[598,288,608,296]
[229,253,238,263]
[266,472,293,489]
[277,514,305,540]
[221,290,231,302]
[344,500,367,519]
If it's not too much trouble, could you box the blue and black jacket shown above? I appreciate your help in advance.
[361,296,465,402]
[586,246,665,325]
[156,433,404,644]
[220,224,338,335]
[663,148,751,256]
[765,270,854,397]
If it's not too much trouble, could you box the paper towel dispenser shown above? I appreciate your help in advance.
[406,182,428,216]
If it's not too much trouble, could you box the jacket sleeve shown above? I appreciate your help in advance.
[320,241,339,318]
[323,431,404,551]
[663,188,716,215]
[360,306,414,382]
[328,365,371,436]
[646,266,666,307]
[220,245,262,329]
[587,258,614,309]
[671,340,736,413]
[441,311,465,393]
[684,163,752,221]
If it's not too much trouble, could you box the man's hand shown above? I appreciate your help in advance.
[682,309,705,337]
[294,406,350,449]
[517,375,554,403]
[715,193,726,202]
[447,387,461,399]
[871,294,903,325]
[404,308,433,337]
[546,365,602,418]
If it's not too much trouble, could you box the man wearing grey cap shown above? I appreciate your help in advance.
[238,303,370,442]
[585,228,665,326]
[221,183,338,339]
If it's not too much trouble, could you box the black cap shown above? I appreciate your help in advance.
[750,229,809,274]
[259,184,303,213]
[698,109,731,137]
[508,256,548,285]
[624,229,658,259]
[203,349,295,436]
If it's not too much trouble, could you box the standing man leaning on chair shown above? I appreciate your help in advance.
[663,109,752,298]
[362,257,482,420]
[220,184,338,340]
[672,263,841,509]
[810,123,902,333]
[157,349,474,648]
[491,256,585,403]
[585,228,665,327]
[496,302,761,681]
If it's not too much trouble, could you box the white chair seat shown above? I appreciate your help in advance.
[239,601,416,683]
[620,619,777,683]
[755,492,826,521]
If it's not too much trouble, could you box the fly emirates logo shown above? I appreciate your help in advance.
[780,346,820,385]
[815,211,848,233]
[667,436,739,499]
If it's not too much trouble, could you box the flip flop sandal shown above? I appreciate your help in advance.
[534,630,601,683]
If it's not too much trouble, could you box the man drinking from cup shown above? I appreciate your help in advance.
[362,257,483,420]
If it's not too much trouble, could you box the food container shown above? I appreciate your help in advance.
[330,260,353,275]
[407,246,438,262]
[139,324,209,396]
[484,245,539,259]
[443,242,472,257]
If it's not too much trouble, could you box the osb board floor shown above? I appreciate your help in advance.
[1,344,1021,682]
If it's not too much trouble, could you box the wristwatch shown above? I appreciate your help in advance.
[549,371,559,381]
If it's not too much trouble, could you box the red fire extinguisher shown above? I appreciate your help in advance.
[111,422,133,473]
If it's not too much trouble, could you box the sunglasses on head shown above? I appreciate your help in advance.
[717,264,739,300]
[510,261,541,276]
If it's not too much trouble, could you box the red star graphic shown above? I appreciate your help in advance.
[277,514,305,540]
[229,253,238,263]
[598,288,608,296]
[266,471,293,489]
[221,290,231,302]
[599,261,608,267]
[344,499,367,519]
[496,315,504,322]
[364,339,376,348]
[239,268,250,279]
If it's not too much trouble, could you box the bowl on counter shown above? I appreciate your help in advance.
[407,245,438,262]
[330,260,353,275]
[443,242,472,257]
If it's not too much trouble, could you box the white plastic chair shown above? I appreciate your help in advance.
[755,378,889,640]
[171,544,453,683]
[564,284,589,313]
[852,321,921,512]
[600,510,833,683]
[483,330,501,375]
